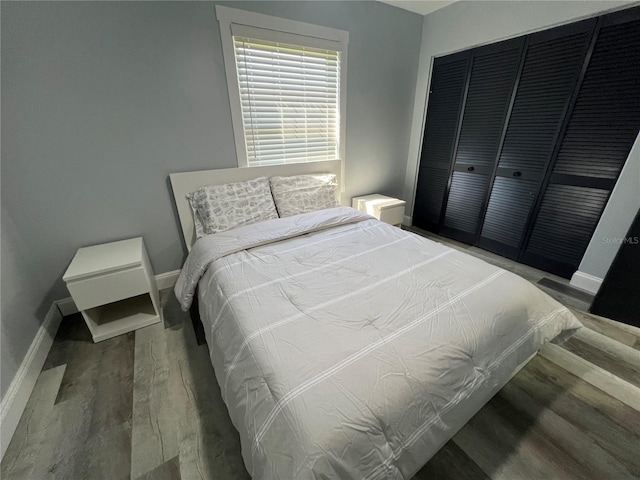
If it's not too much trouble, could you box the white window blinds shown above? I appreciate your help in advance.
[232,33,341,167]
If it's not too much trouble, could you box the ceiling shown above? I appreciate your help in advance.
[377,1,457,16]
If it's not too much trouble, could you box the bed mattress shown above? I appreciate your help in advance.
[175,207,581,479]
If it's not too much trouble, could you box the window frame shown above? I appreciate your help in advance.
[216,6,349,169]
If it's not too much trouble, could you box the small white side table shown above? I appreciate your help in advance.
[63,237,161,343]
[352,194,406,226]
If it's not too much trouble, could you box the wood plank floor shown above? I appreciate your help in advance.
[3,237,640,479]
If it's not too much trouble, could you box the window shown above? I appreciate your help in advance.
[217,6,348,168]
[233,33,340,166]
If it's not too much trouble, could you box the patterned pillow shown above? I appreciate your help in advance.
[186,177,278,237]
[269,174,339,218]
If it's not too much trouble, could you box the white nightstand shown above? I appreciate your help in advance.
[352,194,406,226]
[63,237,161,343]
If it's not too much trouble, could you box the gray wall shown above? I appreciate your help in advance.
[0,1,422,399]
[0,207,52,397]
[578,134,640,280]
[402,0,638,280]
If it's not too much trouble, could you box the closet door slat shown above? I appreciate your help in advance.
[442,172,491,244]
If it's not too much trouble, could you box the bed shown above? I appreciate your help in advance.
[170,161,582,479]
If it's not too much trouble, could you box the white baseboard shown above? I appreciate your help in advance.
[57,269,181,316]
[403,215,412,226]
[155,269,181,290]
[0,302,63,460]
[570,270,603,295]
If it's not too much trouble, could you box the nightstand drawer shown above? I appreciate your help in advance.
[66,266,150,311]
[378,205,405,226]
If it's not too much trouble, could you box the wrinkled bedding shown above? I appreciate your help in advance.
[175,207,581,479]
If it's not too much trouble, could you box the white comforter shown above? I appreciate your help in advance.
[175,207,581,480]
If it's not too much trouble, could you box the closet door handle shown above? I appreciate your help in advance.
[467,166,475,172]
[513,171,522,177]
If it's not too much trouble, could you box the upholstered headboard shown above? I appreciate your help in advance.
[169,160,343,251]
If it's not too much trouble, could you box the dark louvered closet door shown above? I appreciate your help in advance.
[478,19,596,259]
[413,51,470,232]
[522,8,640,278]
[441,38,523,244]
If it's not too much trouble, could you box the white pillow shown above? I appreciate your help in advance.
[186,177,278,237]
[269,174,339,218]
